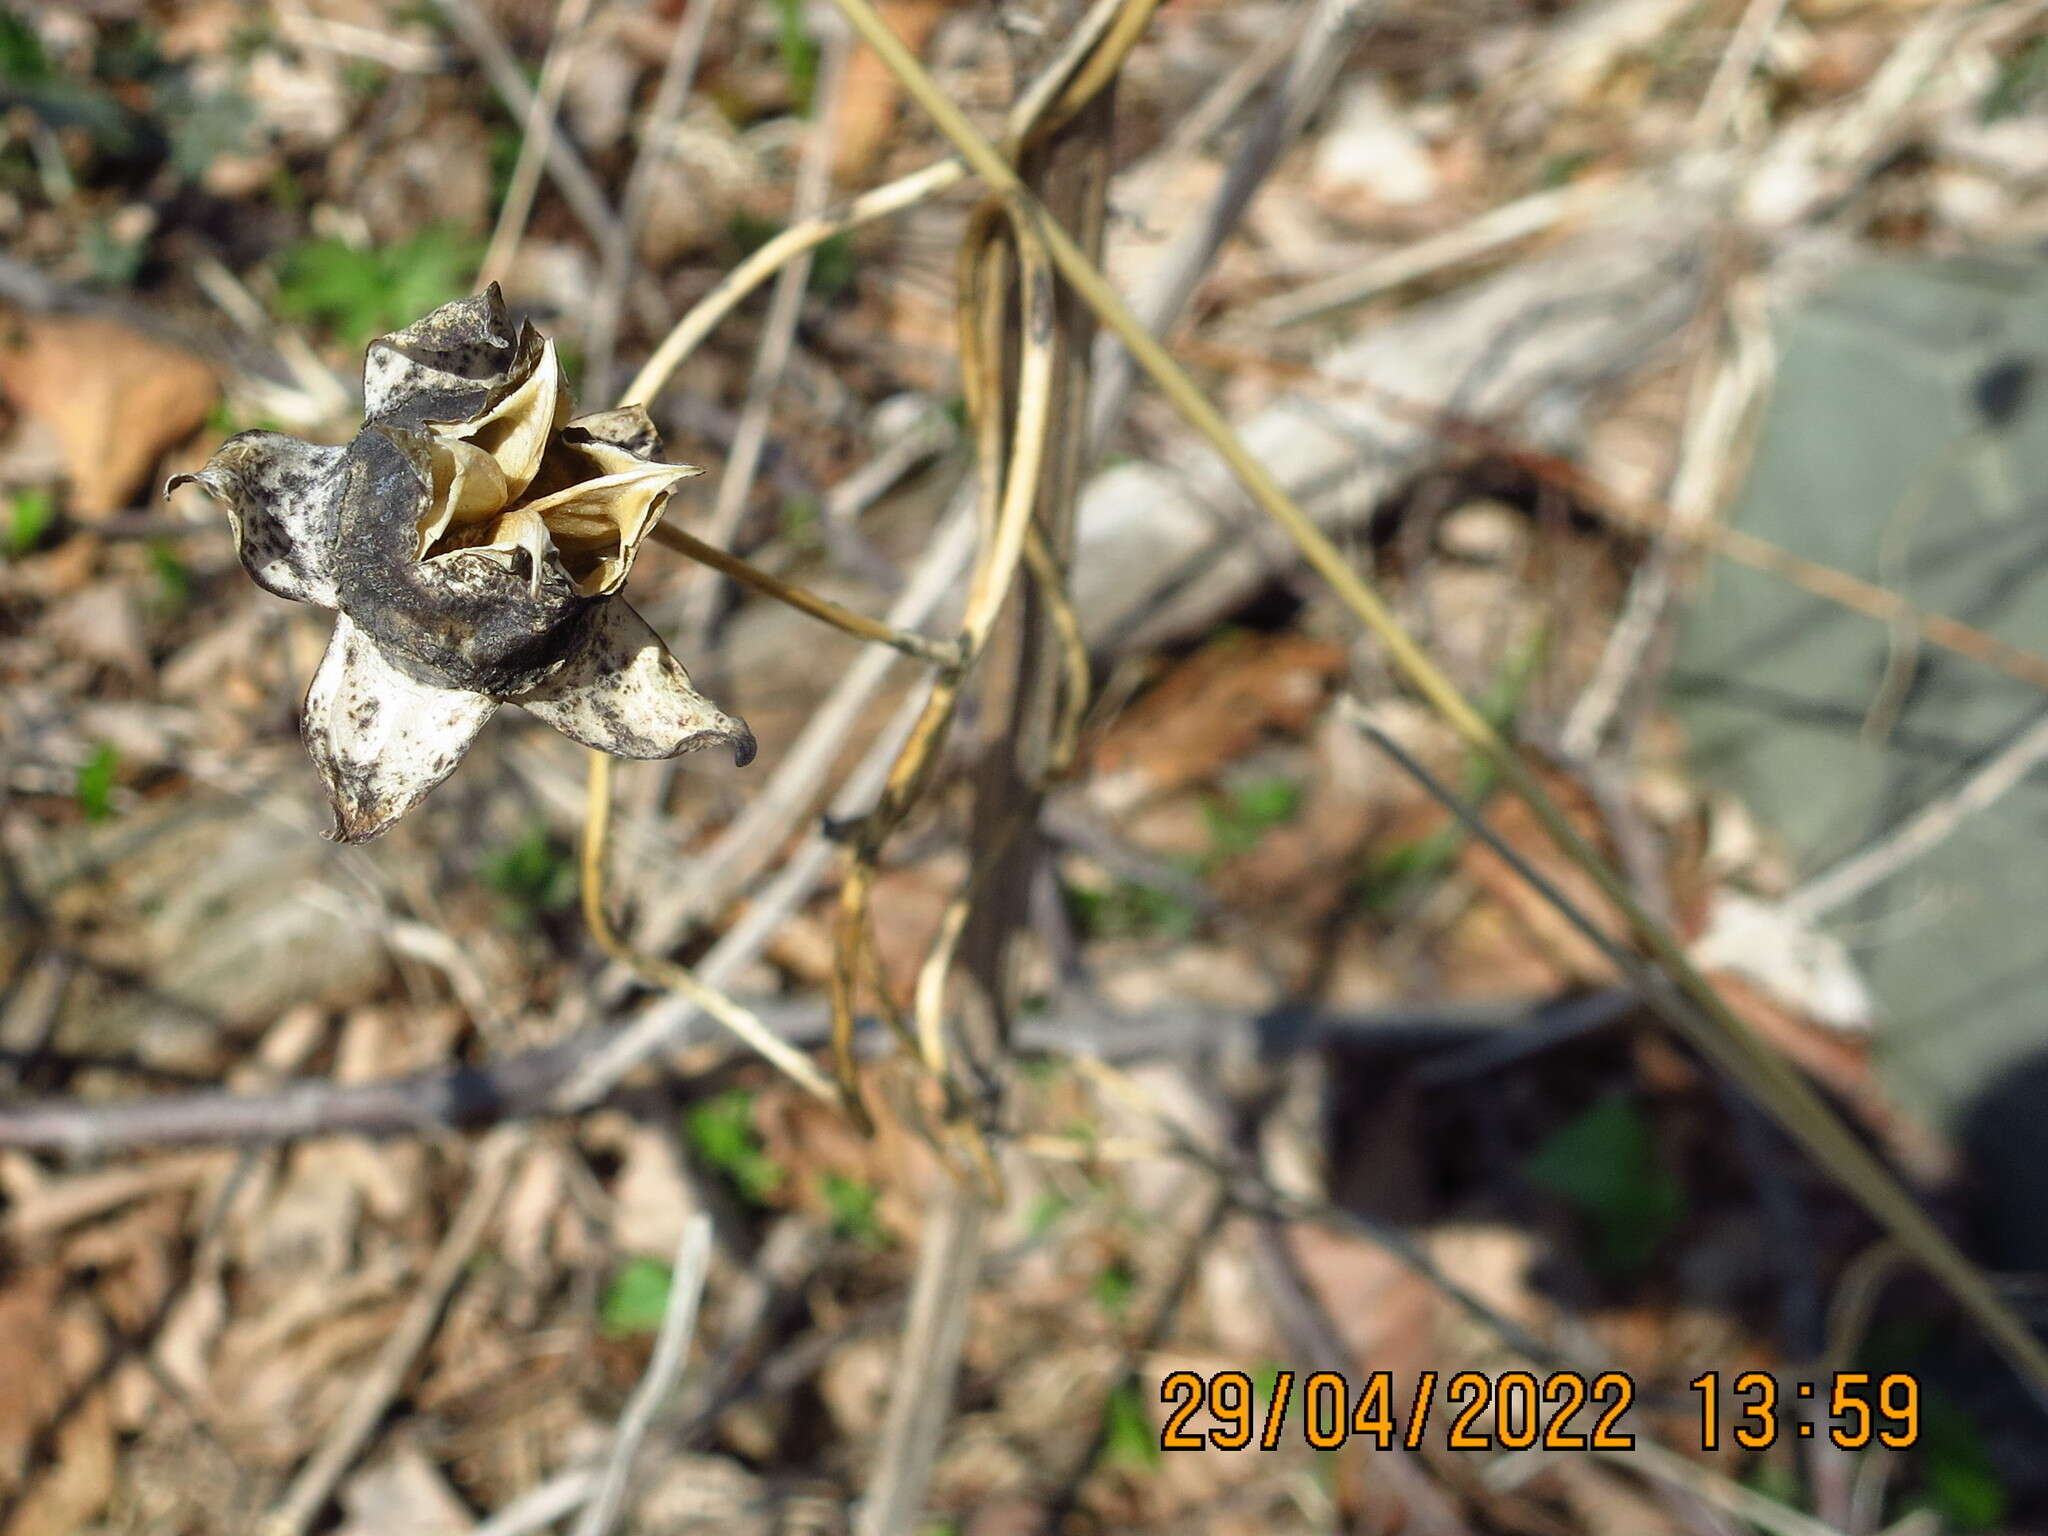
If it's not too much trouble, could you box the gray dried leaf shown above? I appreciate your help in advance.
[170,284,752,842]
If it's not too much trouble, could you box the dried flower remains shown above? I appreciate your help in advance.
[171,286,753,842]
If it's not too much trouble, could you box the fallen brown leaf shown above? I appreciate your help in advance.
[0,307,218,520]
[832,0,958,180]
[1091,633,1348,807]
[0,1266,115,1536]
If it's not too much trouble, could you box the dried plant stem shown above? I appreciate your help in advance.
[620,159,966,409]
[1561,277,1771,757]
[585,0,722,399]
[431,0,622,254]
[572,1214,714,1536]
[581,752,837,1104]
[1093,0,1368,434]
[631,508,977,951]
[1692,0,1792,142]
[1000,0,1162,153]
[261,1128,527,1536]
[686,26,854,642]
[826,201,1057,1122]
[1021,522,1090,778]
[647,522,959,666]
[474,1471,600,1536]
[821,0,2048,1394]
[618,0,1156,413]
[561,675,937,1110]
[476,0,594,288]
[852,1188,985,1536]
[574,0,1198,1120]
[1252,174,1625,330]
[593,3,1160,974]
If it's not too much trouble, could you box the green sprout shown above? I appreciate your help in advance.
[1097,1378,1162,1474]
[5,488,54,558]
[600,1256,673,1338]
[769,0,817,114]
[479,826,576,928]
[75,741,119,823]
[1202,775,1301,862]
[1523,1092,1686,1281]
[684,1089,786,1206]
[276,226,481,345]
[820,1171,889,1250]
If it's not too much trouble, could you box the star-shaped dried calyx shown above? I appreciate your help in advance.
[170,285,753,843]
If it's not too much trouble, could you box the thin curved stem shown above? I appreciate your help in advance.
[621,158,967,409]
[581,752,836,1103]
[647,522,960,668]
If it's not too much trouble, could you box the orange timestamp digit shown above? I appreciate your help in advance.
[1690,1371,1921,1450]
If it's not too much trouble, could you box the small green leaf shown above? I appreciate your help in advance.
[480,826,575,927]
[684,1089,786,1205]
[600,1256,673,1338]
[1202,775,1301,861]
[1983,35,2048,123]
[778,494,821,548]
[5,488,54,558]
[75,742,119,823]
[276,226,481,345]
[1353,826,1463,914]
[1062,877,1198,941]
[1090,1259,1137,1319]
[820,1171,888,1250]
[1251,1361,1283,1402]
[1540,150,1595,188]
[1025,1190,1069,1237]
[0,11,50,83]
[1523,1092,1685,1280]
[768,0,817,114]
[1915,1393,2009,1531]
[809,231,856,299]
[1098,1378,1162,1474]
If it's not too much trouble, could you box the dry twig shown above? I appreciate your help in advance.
[583,0,723,400]
[260,1128,527,1536]
[573,1213,715,1536]
[475,0,595,289]
[683,26,855,645]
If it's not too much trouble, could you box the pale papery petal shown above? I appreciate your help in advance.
[434,337,568,498]
[517,462,699,596]
[416,436,511,555]
[560,406,665,461]
[303,612,500,843]
[439,505,559,597]
[361,284,538,430]
[507,600,755,763]
[166,431,345,608]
